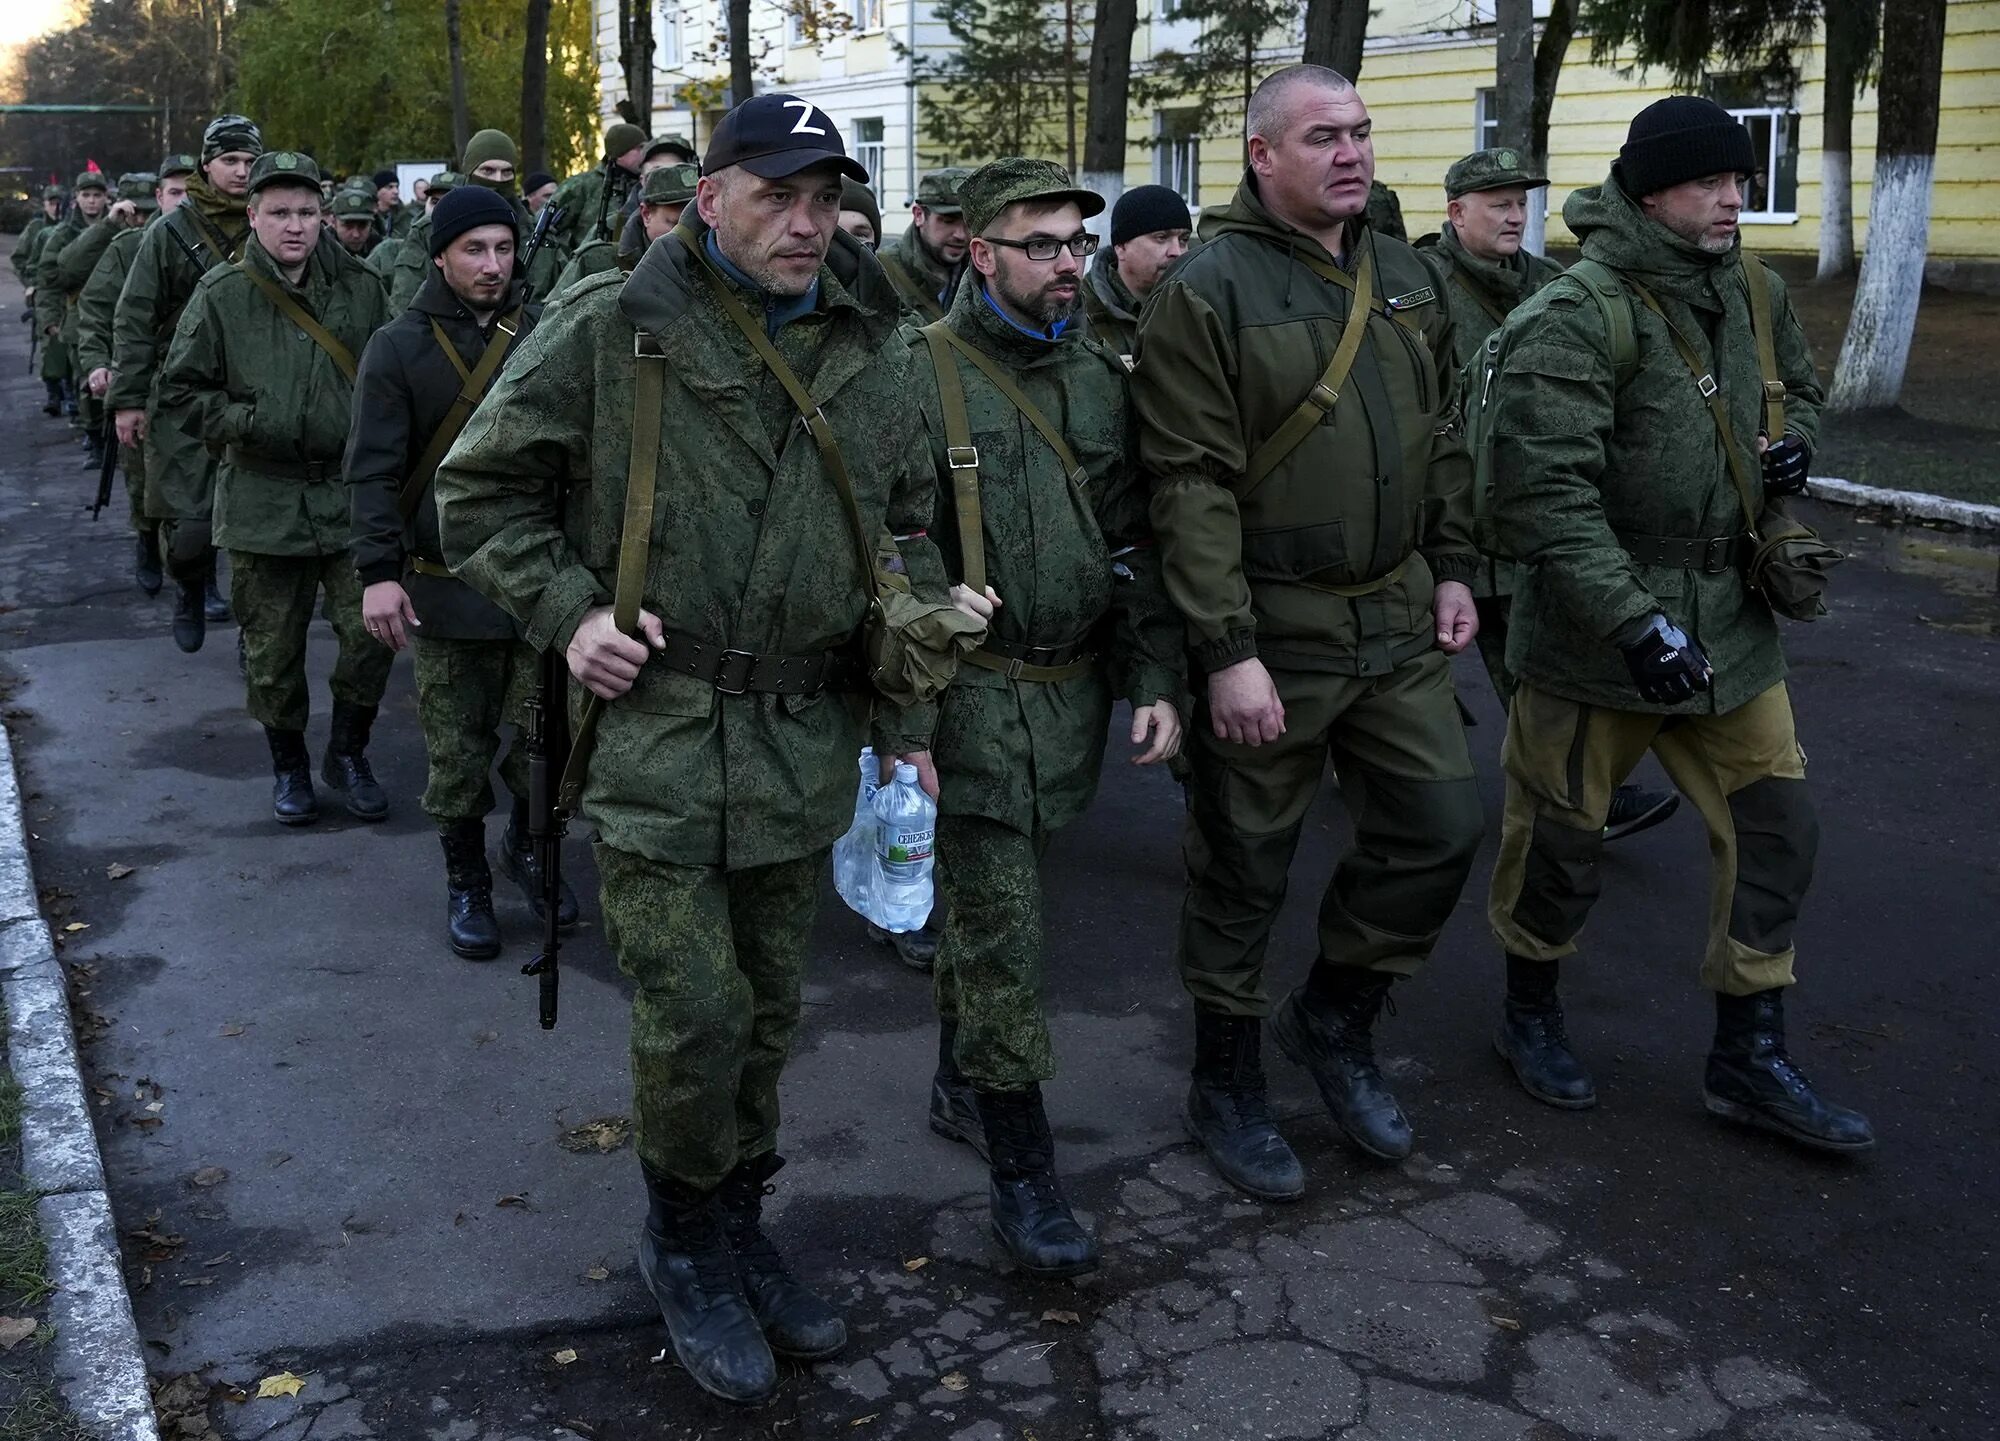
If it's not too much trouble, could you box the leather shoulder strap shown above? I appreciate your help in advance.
[1239,247,1375,501]
[921,323,987,595]
[236,260,358,381]
[559,330,667,815]
[1740,252,1788,440]
[398,308,522,519]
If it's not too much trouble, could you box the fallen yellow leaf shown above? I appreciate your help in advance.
[106,863,135,880]
[902,1257,929,1272]
[1041,1308,1080,1326]
[0,1316,35,1351]
[220,1024,246,1038]
[552,1348,578,1366]
[254,1371,305,1399]
[583,1265,610,1282]
[191,1166,228,1188]
[64,922,88,933]
[940,1371,968,1392]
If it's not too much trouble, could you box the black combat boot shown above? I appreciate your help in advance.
[1495,955,1597,1109]
[975,1085,1099,1277]
[1185,1008,1304,1201]
[927,1020,988,1162]
[639,1167,778,1405]
[439,821,501,960]
[42,381,62,417]
[1273,966,1413,1161]
[1603,783,1680,843]
[265,727,318,827]
[715,1153,847,1361]
[170,576,205,653]
[1704,990,1876,1153]
[321,701,389,822]
[134,528,162,596]
[499,798,579,929]
[201,550,231,622]
[868,920,939,971]
[84,428,105,468]
[59,378,76,418]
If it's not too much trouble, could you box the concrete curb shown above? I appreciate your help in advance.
[0,724,159,1441]
[1810,474,2000,531]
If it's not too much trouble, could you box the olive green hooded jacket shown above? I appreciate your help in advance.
[1132,174,1477,679]
[435,223,952,871]
[158,233,389,553]
[1489,174,1823,716]
[106,184,250,415]
[903,275,1183,838]
[32,212,87,341]
[1079,251,1141,360]
[74,223,148,379]
[54,216,125,352]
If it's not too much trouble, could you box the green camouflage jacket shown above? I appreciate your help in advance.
[904,276,1182,838]
[54,216,126,350]
[1133,174,1476,679]
[1079,251,1141,361]
[547,162,638,252]
[435,223,951,871]
[74,223,148,378]
[13,215,48,285]
[32,213,86,338]
[1490,175,1824,715]
[159,233,389,554]
[107,190,251,414]
[877,226,959,321]
[548,212,645,304]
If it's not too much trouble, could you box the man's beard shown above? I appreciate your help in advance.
[996,272,1079,328]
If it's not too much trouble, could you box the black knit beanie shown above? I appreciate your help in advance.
[1615,96,1758,198]
[428,185,519,256]
[1110,184,1193,246]
[371,168,398,189]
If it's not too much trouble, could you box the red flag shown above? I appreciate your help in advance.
[85,159,103,174]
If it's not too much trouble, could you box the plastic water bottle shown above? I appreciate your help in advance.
[870,763,936,933]
[834,748,880,912]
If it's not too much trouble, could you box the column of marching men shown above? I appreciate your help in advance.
[18,72,1871,1403]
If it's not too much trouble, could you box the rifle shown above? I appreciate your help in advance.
[520,634,570,1030]
[90,419,118,519]
[24,309,38,374]
[516,203,563,305]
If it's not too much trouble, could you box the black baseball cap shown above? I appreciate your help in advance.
[704,94,868,183]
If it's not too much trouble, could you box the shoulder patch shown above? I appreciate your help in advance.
[1385,285,1435,312]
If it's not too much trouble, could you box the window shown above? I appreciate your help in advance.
[853,117,886,199]
[855,0,884,30]
[1155,111,1200,209]
[788,8,806,45]
[653,1,682,67]
[1474,88,1498,150]
[1709,74,1800,221]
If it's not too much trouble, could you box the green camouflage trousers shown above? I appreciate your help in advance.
[228,550,393,732]
[594,841,825,1192]
[933,813,1053,1089]
[123,438,150,533]
[412,635,533,824]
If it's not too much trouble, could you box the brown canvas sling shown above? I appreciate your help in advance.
[1239,246,1375,502]
[236,260,358,381]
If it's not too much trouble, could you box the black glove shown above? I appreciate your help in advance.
[1761,433,1810,496]
[1619,614,1713,705]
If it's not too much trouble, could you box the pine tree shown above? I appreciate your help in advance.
[906,0,1084,168]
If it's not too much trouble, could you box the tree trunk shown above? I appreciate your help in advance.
[1082,0,1138,230]
[1302,0,1368,80]
[445,0,470,161]
[1064,0,1079,173]
[1817,0,1876,280]
[522,0,552,175]
[1495,0,1535,254]
[1828,0,1946,414]
[1524,0,1580,257]
[729,0,754,107]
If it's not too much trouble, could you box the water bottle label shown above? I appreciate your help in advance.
[879,823,934,881]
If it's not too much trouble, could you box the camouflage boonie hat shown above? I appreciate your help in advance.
[330,186,377,220]
[427,170,464,196]
[73,170,109,193]
[158,152,198,179]
[116,172,160,210]
[958,157,1104,235]
[1444,147,1549,199]
[246,150,323,197]
[912,166,973,215]
[641,162,700,206]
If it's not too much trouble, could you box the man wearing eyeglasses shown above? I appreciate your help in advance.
[904,157,1185,1278]
[1132,64,1485,1199]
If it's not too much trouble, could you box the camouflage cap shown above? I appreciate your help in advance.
[330,186,377,220]
[42,184,66,201]
[1444,147,1548,199]
[116,172,160,209]
[158,152,198,179]
[912,166,973,215]
[643,134,697,164]
[958,157,1104,236]
[73,170,109,193]
[427,170,463,195]
[641,162,700,206]
[201,113,264,163]
[246,150,323,197]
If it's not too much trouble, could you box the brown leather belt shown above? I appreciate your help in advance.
[224,447,337,482]
[1617,530,1749,573]
[963,635,1097,683]
[663,631,863,696]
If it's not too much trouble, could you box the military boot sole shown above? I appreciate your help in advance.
[449,934,502,962]
[1603,789,1680,843]
[1180,1095,1306,1202]
[1701,1089,1878,1154]
[273,807,319,828]
[1493,1032,1598,1110]
[1271,999,1413,1162]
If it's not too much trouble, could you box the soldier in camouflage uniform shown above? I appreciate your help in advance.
[367,171,452,285]
[58,172,158,470]
[159,151,392,827]
[906,159,1184,1276]
[78,162,189,590]
[330,185,381,259]
[547,162,694,302]
[547,121,647,252]
[1484,97,1872,1153]
[388,132,562,312]
[436,95,967,1405]
[878,167,972,322]
[34,171,106,425]
[13,186,61,294]
[348,185,579,958]
[112,114,263,653]
[1134,66,1485,1198]
[1080,184,1192,361]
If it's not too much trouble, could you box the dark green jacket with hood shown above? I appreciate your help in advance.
[1489,174,1824,715]
[1080,250,1142,360]
[1132,173,1477,679]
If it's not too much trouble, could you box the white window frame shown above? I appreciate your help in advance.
[854,0,885,32]
[853,117,886,200]
[788,7,807,46]
[1154,112,1200,210]
[653,0,682,67]
[1474,87,1499,151]
[1725,105,1801,224]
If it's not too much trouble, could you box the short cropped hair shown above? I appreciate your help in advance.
[1245,64,1355,144]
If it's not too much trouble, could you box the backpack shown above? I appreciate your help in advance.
[1465,257,1636,560]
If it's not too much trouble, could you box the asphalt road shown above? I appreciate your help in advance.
[1,250,1995,1441]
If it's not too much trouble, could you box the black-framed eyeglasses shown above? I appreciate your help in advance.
[985,232,1099,262]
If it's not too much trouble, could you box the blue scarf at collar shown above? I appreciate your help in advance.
[979,281,1069,342]
[704,230,819,337]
